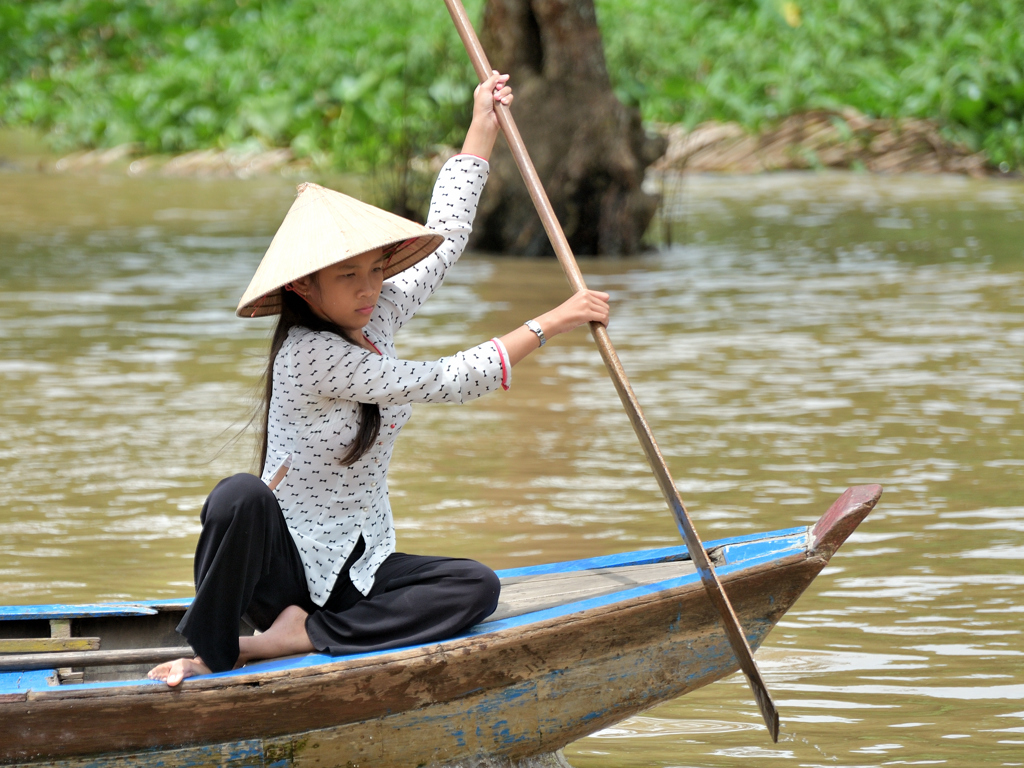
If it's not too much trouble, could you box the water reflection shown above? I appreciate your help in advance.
[1,168,1022,766]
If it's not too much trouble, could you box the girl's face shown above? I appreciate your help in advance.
[292,248,387,336]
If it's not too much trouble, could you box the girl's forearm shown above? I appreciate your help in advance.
[461,121,500,160]
[498,290,611,367]
[498,324,545,367]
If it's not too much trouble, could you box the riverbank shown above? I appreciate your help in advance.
[2,0,1021,177]
[651,109,1003,177]
[4,106,1016,183]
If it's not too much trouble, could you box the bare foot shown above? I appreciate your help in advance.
[147,656,211,687]
[146,605,312,684]
[237,605,314,666]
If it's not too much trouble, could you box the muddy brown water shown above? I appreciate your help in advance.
[1,165,1022,766]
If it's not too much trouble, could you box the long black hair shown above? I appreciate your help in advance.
[258,285,381,472]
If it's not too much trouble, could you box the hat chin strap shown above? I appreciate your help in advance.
[285,280,314,303]
[287,281,335,327]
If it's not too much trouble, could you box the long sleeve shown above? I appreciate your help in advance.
[375,154,489,332]
[284,329,509,406]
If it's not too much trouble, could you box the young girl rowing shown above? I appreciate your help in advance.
[149,71,610,686]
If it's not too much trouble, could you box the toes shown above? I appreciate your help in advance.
[149,658,190,686]
[147,662,170,681]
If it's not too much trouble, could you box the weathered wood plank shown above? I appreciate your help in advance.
[487,561,698,622]
[0,637,100,653]
[499,562,697,588]
[49,619,76,683]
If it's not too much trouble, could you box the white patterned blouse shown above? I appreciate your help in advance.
[261,155,511,606]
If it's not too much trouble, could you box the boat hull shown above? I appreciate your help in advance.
[0,485,880,767]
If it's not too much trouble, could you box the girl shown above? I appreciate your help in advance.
[149,71,610,686]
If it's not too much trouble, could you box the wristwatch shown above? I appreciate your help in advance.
[524,319,546,347]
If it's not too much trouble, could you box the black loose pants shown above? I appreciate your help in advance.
[175,473,500,672]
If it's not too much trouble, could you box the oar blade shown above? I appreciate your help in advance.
[750,670,781,742]
[692,546,780,742]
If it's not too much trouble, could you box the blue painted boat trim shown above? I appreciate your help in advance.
[718,528,807,566]
[0,603,158,621]
[134,598,193,609]
[0,669,54,691]
[0,526,810,695]
[493,526,806,578]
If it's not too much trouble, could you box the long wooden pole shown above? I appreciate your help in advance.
[0,646,193,672]
[442,0,779,742]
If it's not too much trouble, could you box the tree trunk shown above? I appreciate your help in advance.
[474,0,666,256]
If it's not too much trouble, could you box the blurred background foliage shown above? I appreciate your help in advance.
[0,0,1020,172]
[0,0,482,175]
[605,0,1023,170]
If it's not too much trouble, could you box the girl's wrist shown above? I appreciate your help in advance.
[535,310,562,340]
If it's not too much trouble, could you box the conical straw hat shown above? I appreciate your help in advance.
[236,182,444,318]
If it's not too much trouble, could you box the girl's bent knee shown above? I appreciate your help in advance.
[465,561,500,618]
[202,473,277,527]
[213,473,269,499]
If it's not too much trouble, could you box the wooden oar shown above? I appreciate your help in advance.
[0,646,193,673]
[441,0,780,742]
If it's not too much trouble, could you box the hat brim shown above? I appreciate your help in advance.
[236,232,445,318]
[235,182,446,319]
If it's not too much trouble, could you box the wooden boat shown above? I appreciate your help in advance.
[0,484,880,767]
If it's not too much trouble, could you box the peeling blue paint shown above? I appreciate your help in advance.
[718,531,807,565]
[0,668,54,691]
[491,719,512,744]
[449,727,467,747]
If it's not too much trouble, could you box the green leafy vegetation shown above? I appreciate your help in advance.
[0,0,482,176]
[599,0,1023,170]
[1,0,1020,172]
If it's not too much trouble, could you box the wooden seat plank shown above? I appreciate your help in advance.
[0,637,100,653]
[486,561,697,623]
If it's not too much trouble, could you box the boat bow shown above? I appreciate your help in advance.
[809,484,883,561]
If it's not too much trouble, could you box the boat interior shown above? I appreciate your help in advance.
[0,544,723,687]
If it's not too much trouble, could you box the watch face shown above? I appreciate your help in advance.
[525,320,545,345]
